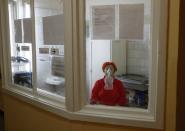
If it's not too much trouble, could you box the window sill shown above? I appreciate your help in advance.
[2,86,163,129]
[72,105,163,129]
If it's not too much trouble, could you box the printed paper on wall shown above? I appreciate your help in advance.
[119,4,144,40]
[92,5,115,40]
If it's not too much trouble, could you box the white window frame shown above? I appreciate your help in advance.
[0,0,168,129]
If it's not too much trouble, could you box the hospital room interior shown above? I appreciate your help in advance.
[9,0,150,108]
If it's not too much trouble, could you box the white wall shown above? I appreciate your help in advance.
[35,0,63,10]
[90,40,111,91]
[112,40,127,75]
[127,41,149,76]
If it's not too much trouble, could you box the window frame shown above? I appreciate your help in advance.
[0,0,168,129]
[74,0,168,129]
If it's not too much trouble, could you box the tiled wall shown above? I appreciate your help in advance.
[127,41,149,77]
[126,17,150,77]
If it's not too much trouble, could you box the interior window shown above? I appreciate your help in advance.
[34,0,65,97]
[8,0,33,88]
[86,0,151,109]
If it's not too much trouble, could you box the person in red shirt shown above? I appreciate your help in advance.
[90,62,127,106]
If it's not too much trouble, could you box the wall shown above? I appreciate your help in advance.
[91,40,111,88]
[127,42,149,76]
[0,0,180,131]
[3,94,160,131]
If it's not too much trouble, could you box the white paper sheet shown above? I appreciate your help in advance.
[92,5,115,40]
[14,19,22,43]
[23,18,32,43]
[43,14,64,45]
[119,4,144,40]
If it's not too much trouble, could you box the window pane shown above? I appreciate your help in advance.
[8,0,33,88]
[86,0,151,109]
[34,0,65,97]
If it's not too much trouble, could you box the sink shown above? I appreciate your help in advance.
[45,76,65,86]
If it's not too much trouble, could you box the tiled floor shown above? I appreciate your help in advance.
[0,111,4,131]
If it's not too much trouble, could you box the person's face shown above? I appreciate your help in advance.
[104,65,115,76]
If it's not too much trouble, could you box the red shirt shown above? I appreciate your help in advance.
[90,77,127,106]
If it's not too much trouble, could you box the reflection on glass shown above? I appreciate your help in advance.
[34,0,65,97]
[8,0,33,88]
[86,0,151,109]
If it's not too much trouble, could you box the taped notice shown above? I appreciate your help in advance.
[119,4,144,40]
[92,5,115,40]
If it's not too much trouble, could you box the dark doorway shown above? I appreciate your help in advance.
[176,0,185,131]
[0,110,4,131]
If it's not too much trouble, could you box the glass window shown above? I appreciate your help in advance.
[34,0,65,97]
[3,0,167,128]
[8,0,33,88]
[86,0,151,109]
